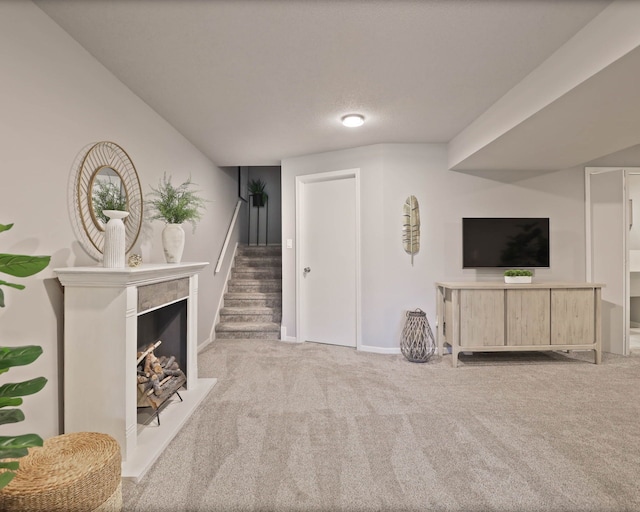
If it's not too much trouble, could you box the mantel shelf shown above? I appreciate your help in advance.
[55,262,209,287]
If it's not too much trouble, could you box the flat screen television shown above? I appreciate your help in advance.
[462,217,550,268]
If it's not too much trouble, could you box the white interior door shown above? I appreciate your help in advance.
[586,168,627,355]
[627,174,640,330]
[297,171,359,347]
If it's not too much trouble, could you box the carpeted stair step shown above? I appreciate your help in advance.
[232,267,282,280]
[236,245,282,257]
[215,322,280,340]
[223,292,282,309]
[219,306,280,323]
[227,279,281,293]
[234,256,281,268]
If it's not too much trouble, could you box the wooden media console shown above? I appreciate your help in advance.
[435,282,603,367]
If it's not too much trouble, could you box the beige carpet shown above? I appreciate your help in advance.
[123,340,640,512]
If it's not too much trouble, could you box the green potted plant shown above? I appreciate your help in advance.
[248,178,268,207]
[146,173,206,264]
[504,269,533,284]
[0,223,49,489]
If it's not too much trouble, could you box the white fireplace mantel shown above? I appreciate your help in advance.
[55,262,216,481]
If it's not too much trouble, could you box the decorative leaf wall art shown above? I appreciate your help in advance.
[402,195,420,265]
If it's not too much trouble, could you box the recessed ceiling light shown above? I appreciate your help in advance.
[341,114,365,127]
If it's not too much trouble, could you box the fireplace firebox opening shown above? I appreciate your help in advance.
[136,299,188,424]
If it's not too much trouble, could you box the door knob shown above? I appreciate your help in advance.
[303,267,311,276]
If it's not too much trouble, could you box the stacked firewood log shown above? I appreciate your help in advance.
[136,340,186,409]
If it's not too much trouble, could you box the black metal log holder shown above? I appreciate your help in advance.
[138,388,184,427]
[153,389,183,426]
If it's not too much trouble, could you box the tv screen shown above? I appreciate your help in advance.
[462,217,550,268]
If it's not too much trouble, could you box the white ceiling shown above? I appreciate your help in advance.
[36,0,613,167]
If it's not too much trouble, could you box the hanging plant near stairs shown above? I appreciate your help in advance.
[402,195,420,265]
[248,179,268,207]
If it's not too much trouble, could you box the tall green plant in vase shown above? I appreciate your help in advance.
[147,174,206,264]
[0,223,50,489]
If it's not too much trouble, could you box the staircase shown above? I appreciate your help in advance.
[215,245,281,339]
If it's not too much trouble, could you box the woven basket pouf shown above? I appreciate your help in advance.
[0,431,122,512]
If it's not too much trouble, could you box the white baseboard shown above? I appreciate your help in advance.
[198,337,213,353]
[358,344,401,355]
[279,327,400,354]
[280,326,298,342]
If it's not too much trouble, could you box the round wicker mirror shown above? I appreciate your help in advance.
[72,142,143,260]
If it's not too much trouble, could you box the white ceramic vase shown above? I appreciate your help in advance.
[162,223,185,263]
[102,210,129,268]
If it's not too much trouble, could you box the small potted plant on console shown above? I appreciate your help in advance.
[504,269,533,284]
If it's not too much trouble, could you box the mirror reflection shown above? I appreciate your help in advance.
[90,167,127,229]
[72,141,142,260]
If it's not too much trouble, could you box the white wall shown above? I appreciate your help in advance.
[282,143,586,349]
[0,2,238,439]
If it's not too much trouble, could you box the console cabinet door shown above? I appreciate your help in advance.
[443,288,453,343]
[551,289,595,345]
[459,290,504,346]
[506,289,551,345]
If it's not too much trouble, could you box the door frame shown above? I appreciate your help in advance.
[295,168,362,349]
[585,167,640,356]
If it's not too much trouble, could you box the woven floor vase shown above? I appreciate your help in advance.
[400,308,436,363]
[0,432,122,512]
